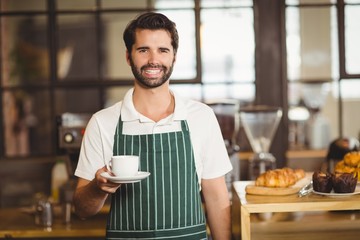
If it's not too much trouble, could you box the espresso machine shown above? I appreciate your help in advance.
[57,112,92,176]
[56,112,91,224]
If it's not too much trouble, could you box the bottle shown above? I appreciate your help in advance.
[51,160,69,203]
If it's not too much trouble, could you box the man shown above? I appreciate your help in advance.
[73,12,232,239]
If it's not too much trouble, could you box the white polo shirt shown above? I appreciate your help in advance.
[75,88,232,184]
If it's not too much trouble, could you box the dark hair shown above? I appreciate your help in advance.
[123,12,179,54]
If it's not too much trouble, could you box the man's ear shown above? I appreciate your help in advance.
[126,50,131,65]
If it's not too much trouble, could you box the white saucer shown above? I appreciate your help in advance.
[313,185,360,197]
[101,171,150,183]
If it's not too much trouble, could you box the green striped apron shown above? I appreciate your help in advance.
[105,116,207,239]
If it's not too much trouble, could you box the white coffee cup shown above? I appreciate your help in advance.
[107,155,139,177]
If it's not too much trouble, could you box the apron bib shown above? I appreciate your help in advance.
[105,116,207,240]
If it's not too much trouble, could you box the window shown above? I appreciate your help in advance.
[285,0,339,150]
[0,0,255,158]
[1,0,358,160]
[286,0,360,150]
[200,5,255,101]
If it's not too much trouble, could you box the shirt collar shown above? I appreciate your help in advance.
[120,88,188,123]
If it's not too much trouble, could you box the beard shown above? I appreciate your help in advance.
[129,57,174,88]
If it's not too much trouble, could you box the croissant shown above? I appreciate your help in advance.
[335,151,360,181]
[255,168,305,188]
[343,151,360,168]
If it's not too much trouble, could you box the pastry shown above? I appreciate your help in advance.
[343,151,360,168]
[312,171,333,193]
[332,172,357,193]
[294,168,306,180]
[255,168,305,188]
[334,151,360,181]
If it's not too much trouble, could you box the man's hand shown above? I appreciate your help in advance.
[73,166,121,218]
[95,166,121,194]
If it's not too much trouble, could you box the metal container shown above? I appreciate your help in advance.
[35,199,53,228]
[60,180,76,224]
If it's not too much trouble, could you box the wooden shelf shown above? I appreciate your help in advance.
[239,149,327,161]
[286,149,327,159]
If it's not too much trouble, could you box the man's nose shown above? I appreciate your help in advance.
[148,51,160,64]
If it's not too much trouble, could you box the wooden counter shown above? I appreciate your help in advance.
[232,181,360,240]
[0,207,107,239]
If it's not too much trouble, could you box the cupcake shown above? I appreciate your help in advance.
[312,171,333,193]
[332,172,357,193]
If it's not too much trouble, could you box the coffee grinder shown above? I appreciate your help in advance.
[240,106,282,180]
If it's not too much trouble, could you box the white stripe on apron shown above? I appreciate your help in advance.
[106,116,207,239]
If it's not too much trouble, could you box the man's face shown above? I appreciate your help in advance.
[127,29,176,88]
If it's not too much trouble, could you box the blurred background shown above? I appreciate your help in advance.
[0,0,359,218]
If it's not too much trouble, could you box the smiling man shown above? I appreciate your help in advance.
[72,12,232,240]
